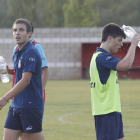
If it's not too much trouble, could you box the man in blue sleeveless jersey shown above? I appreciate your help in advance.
[90,23,140,140]
[0,19,45,140]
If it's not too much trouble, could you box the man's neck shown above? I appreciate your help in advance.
[18,41,29,50]
[100,42,111,53]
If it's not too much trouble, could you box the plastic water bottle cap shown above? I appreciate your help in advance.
[122,25,125,28]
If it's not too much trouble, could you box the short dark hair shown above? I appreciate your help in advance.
[101,23,126,42]
[26,19,34,33]
[12,18,33,33]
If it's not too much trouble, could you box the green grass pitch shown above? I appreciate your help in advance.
[0,79,140,140]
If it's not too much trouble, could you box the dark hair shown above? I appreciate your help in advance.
[26,19,34,33]
[101,23,126,42]
[12,18,33,33]
[29,22,34,33]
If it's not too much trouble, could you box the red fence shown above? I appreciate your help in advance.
[81,42,140,79]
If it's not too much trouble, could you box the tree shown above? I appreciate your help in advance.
[63,0,99,27]
[45,0,68,27]
[0,0,139,28]
[7,0,36,26]
[94,0,140,27]
[7,0,47,27]
[0,0,11,27]
[7,0,67,27]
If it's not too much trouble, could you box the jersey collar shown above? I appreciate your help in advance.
[96,47,109,53]
[15,41,31,53]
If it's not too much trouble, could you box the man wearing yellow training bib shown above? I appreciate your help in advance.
[89,23,140,140]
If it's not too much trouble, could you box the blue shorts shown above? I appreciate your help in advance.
[4,107,43,133]
[94,112,124,140]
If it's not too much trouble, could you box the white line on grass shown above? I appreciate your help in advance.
[124,129,140,132]
[58,112,94,127]
[58,112,79,124]
[58,112,140,132]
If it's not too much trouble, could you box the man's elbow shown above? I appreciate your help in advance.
[27,80,30,85]
[122,64,132,71]
[126,62,133,69]
[116,63,132,71]
[23,78,31,86]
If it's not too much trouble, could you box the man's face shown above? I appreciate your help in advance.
[13,23,30,46]
[109,36,123,53]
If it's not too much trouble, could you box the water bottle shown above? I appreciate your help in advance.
[122,25,140,47]
[0,56,10,83]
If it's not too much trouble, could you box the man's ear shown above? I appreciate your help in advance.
[107,36,113,43]
[28,32,33,38]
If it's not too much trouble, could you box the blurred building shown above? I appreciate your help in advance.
[0,27,140,80]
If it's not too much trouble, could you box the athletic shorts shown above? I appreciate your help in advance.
[94,112,124,140]
[4,106,43,133]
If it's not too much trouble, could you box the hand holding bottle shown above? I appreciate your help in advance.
[0,56,10,83]
[131,34,140,48]
[122,25,140,47]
